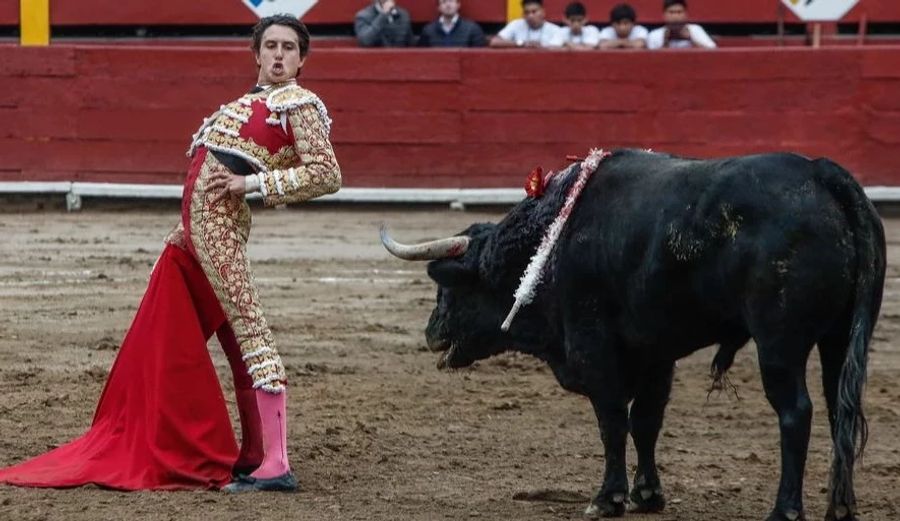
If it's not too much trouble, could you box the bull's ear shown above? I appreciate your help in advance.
[427,259,478,287]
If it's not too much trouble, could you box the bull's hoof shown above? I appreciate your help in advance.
[584,491,627,518]
[824,504,858,521]
[629,485,665,513]
[765,508,806,521]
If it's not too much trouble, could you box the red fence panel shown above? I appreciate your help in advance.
[1,44,900,187]
[0,2,16,26]
[1,0,506,26]
[2,1,900,26]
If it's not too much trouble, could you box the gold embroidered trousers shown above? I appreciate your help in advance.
[173,148,287,393]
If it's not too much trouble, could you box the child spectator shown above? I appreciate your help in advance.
[647,0,716,49]
[598,3,648,49]
[550,2,603,50]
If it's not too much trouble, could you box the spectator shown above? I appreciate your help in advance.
[550,2,602,50]
[598,3,648,49]
[418,0,487,47]
[647,0,716,49]
[355,0,413,47]
[490,0,561,49]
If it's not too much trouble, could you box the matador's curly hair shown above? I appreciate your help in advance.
[251,14,311,57]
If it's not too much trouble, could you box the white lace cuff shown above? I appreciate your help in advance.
[244,173,261,194]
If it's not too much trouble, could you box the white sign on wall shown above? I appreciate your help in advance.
[242,0,319,19]
[781,0,860,21]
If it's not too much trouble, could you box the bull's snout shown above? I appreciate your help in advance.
[425,307,451,352]
[426,335,451,352]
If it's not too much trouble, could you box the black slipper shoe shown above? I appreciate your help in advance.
[222,472,298,493]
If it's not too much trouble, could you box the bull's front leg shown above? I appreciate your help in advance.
[628,361,674,513]
[585,394,630,518]
[567,337,630,518]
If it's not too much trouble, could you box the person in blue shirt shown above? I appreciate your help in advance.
[418,0,487,47]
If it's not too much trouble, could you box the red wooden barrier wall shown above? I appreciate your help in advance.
[1,45,899,187]
[0,3,17,25]
[1,0,899,26]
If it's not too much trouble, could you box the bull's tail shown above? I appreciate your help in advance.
[814,158,886,509]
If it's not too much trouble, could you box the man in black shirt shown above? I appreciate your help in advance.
[418,0,487,47]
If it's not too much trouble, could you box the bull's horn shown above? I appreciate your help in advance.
[380,225,470,261]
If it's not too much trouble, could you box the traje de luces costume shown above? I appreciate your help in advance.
[0,81,342,490]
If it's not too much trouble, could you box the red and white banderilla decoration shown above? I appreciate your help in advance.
[501,148,611,332]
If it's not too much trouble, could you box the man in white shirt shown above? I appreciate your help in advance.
[490,0,561,48]
[550,2,603,50]
[598,3,648,50]
[647,0,716,50]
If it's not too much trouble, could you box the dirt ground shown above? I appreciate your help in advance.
[0,205,897,521]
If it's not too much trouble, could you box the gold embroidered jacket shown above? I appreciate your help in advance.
[188,83,341,206]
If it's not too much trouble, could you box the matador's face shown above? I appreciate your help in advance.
[255,24,306,86]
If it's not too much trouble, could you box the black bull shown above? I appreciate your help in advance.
[382,150,886,521]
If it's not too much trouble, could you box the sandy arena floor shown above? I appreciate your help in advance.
[0,206,897,521]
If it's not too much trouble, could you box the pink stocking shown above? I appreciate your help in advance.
[250,388,291,479]
[216,324,263,472]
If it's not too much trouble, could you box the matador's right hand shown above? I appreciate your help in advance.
[207,170,247,205]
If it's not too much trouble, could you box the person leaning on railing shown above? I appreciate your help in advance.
[598,3,649,50]
[490,0,561,49]
[647,0,716,49]
[549,2,604,50]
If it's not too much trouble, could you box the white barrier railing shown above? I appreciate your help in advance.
[1,181,898,211]
[0,182,526,210]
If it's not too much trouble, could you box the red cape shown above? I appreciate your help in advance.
[0,244,239,490]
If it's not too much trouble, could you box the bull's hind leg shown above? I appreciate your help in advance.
[757,342,815,521]
[628,361,674,513]
[818,321,859,521]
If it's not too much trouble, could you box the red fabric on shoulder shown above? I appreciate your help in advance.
[0,244,238,490]
[240,100,292,155]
